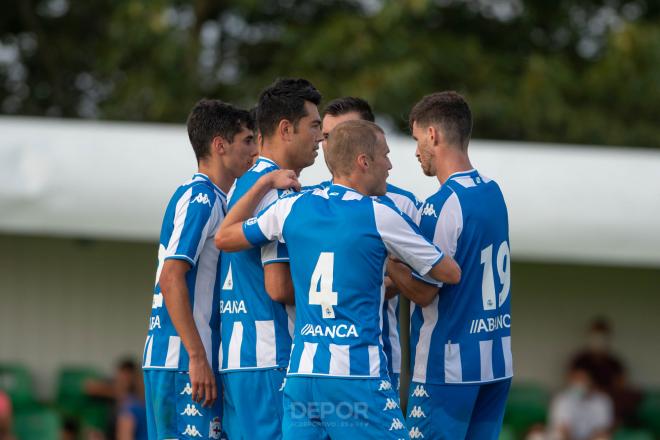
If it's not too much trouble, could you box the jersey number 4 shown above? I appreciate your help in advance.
[480,241,511,310]
[309,252,338,319]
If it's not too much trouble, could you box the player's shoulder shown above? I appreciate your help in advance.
[174,175,222,207]
[385,183,422,207]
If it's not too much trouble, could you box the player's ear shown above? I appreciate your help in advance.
[356,153,369,171]
[278,119,293,142]
[428,125,438,146]
[211,136,225,155]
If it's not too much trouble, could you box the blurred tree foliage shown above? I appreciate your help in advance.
[1,0,659,147]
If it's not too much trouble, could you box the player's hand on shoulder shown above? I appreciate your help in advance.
[268,169,301,192]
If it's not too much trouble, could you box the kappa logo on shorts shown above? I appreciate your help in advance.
[410,427,425,439]
[422,203,437,218]
[180,404,202,417]
[409,405,426,418]
[180,382,193,395]
[383,398,398,411]
[411,385,429,398]
[209,417,222,439]
[191,193,211,206]
[182,424,203,437]
[378,380,392,391]
[389,418,404,431]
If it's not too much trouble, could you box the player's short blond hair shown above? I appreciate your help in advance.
[326,120,384,178]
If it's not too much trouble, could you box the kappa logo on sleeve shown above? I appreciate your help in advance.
[191,193,211,206]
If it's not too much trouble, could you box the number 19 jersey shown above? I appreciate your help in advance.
[410,169,513,385]
[243,184,444,379]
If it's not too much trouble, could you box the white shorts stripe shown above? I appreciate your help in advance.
[298,342,318,374]
[255,320,277,367]
[165,336,181,369]
[502,336,513,377]
[479,340,494,381]
[227,322,243,369]
[329,344,350,376]
[143,335,154,368]
[444,342,462,383]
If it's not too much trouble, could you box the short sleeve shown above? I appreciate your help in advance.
[242,193,303,251]
[432,191,463,258]
[372,200,444,277]
[164,186,217,266]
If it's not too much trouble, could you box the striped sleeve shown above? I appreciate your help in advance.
[243,193,303,249]
[164,185,216,266]
[372,200,444,277]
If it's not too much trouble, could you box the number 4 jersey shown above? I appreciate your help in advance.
[243,184,444,379]
[411,169,512,385]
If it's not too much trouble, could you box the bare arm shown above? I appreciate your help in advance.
[215,170,300,252]
[384,276,399,300]
[116,412,136,440]
[264,262,295,305]
[159,259,216,407]
[387,256,460,307]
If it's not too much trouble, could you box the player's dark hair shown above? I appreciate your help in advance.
[256,78,322,138]
[324,97,375,122]
[187,99,254,162]
[409,91,472,150]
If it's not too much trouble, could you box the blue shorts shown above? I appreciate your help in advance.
[143,370,224,440]
[282,376,408,440]
[406,378,511,440]
[221,368,286,440]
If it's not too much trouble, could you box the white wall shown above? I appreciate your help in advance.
[1,234,658,399]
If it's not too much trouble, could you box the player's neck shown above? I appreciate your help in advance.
[198,161,233,194]
[435,151,473,184]
[333,175,371,196]
[261,140,297,170]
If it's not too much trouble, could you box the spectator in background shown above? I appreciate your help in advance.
[548,363,614,440]
[570,317,642,426]
[0,390,14,440]
[85,359,147,440]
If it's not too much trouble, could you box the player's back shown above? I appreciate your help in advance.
[412,169,512,384]
[219,157,293,371]
[282,185,396,379]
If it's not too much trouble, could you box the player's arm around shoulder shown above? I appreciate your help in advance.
[215,169,300,252]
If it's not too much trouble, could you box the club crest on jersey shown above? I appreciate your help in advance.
[245,217,258,226]
[422,203,437,218]
[182,424,203,437]
[410,427,425,438]
[209,417,222,439]
[389,418,404,431]
[191,193,211,206]
[300,323,359,338]
[180,382,193,395]
[411,385,429,398]
[181,404,202,417]
[409,405,426,418]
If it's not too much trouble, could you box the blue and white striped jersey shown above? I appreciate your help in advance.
[143,173,226,372]
[410,169,512,385]
[303,180,422,377]
[219,157,295,372]
[243,184,444,379]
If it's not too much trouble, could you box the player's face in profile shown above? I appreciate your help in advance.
[367,133,392,196]
[412,121,436,177]
[321,112,362,151]
[291,100,323,169]
[225,127,258,177]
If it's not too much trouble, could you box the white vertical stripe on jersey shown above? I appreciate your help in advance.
[386,297,402,374]
[286,305,296,338]
[143,335,154,368]
[432,192,463,259]
[368,345,380,377]
[412,295,439,383]
[479,340,494,381]
[502,336,513,377]
[191,202,216,265]
[165,188,193,256]
[444,342,462,383]
[298,342,318,374]
[227,322,243,369]
[193,233,219,368]
[217,339,223,372]
[329,344,350,376]
[165,336,181,368]
[255,320,277,367]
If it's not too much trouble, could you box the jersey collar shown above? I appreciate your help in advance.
[258,156,280,169]
[193,173,226,199]
[446,169,478,181]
